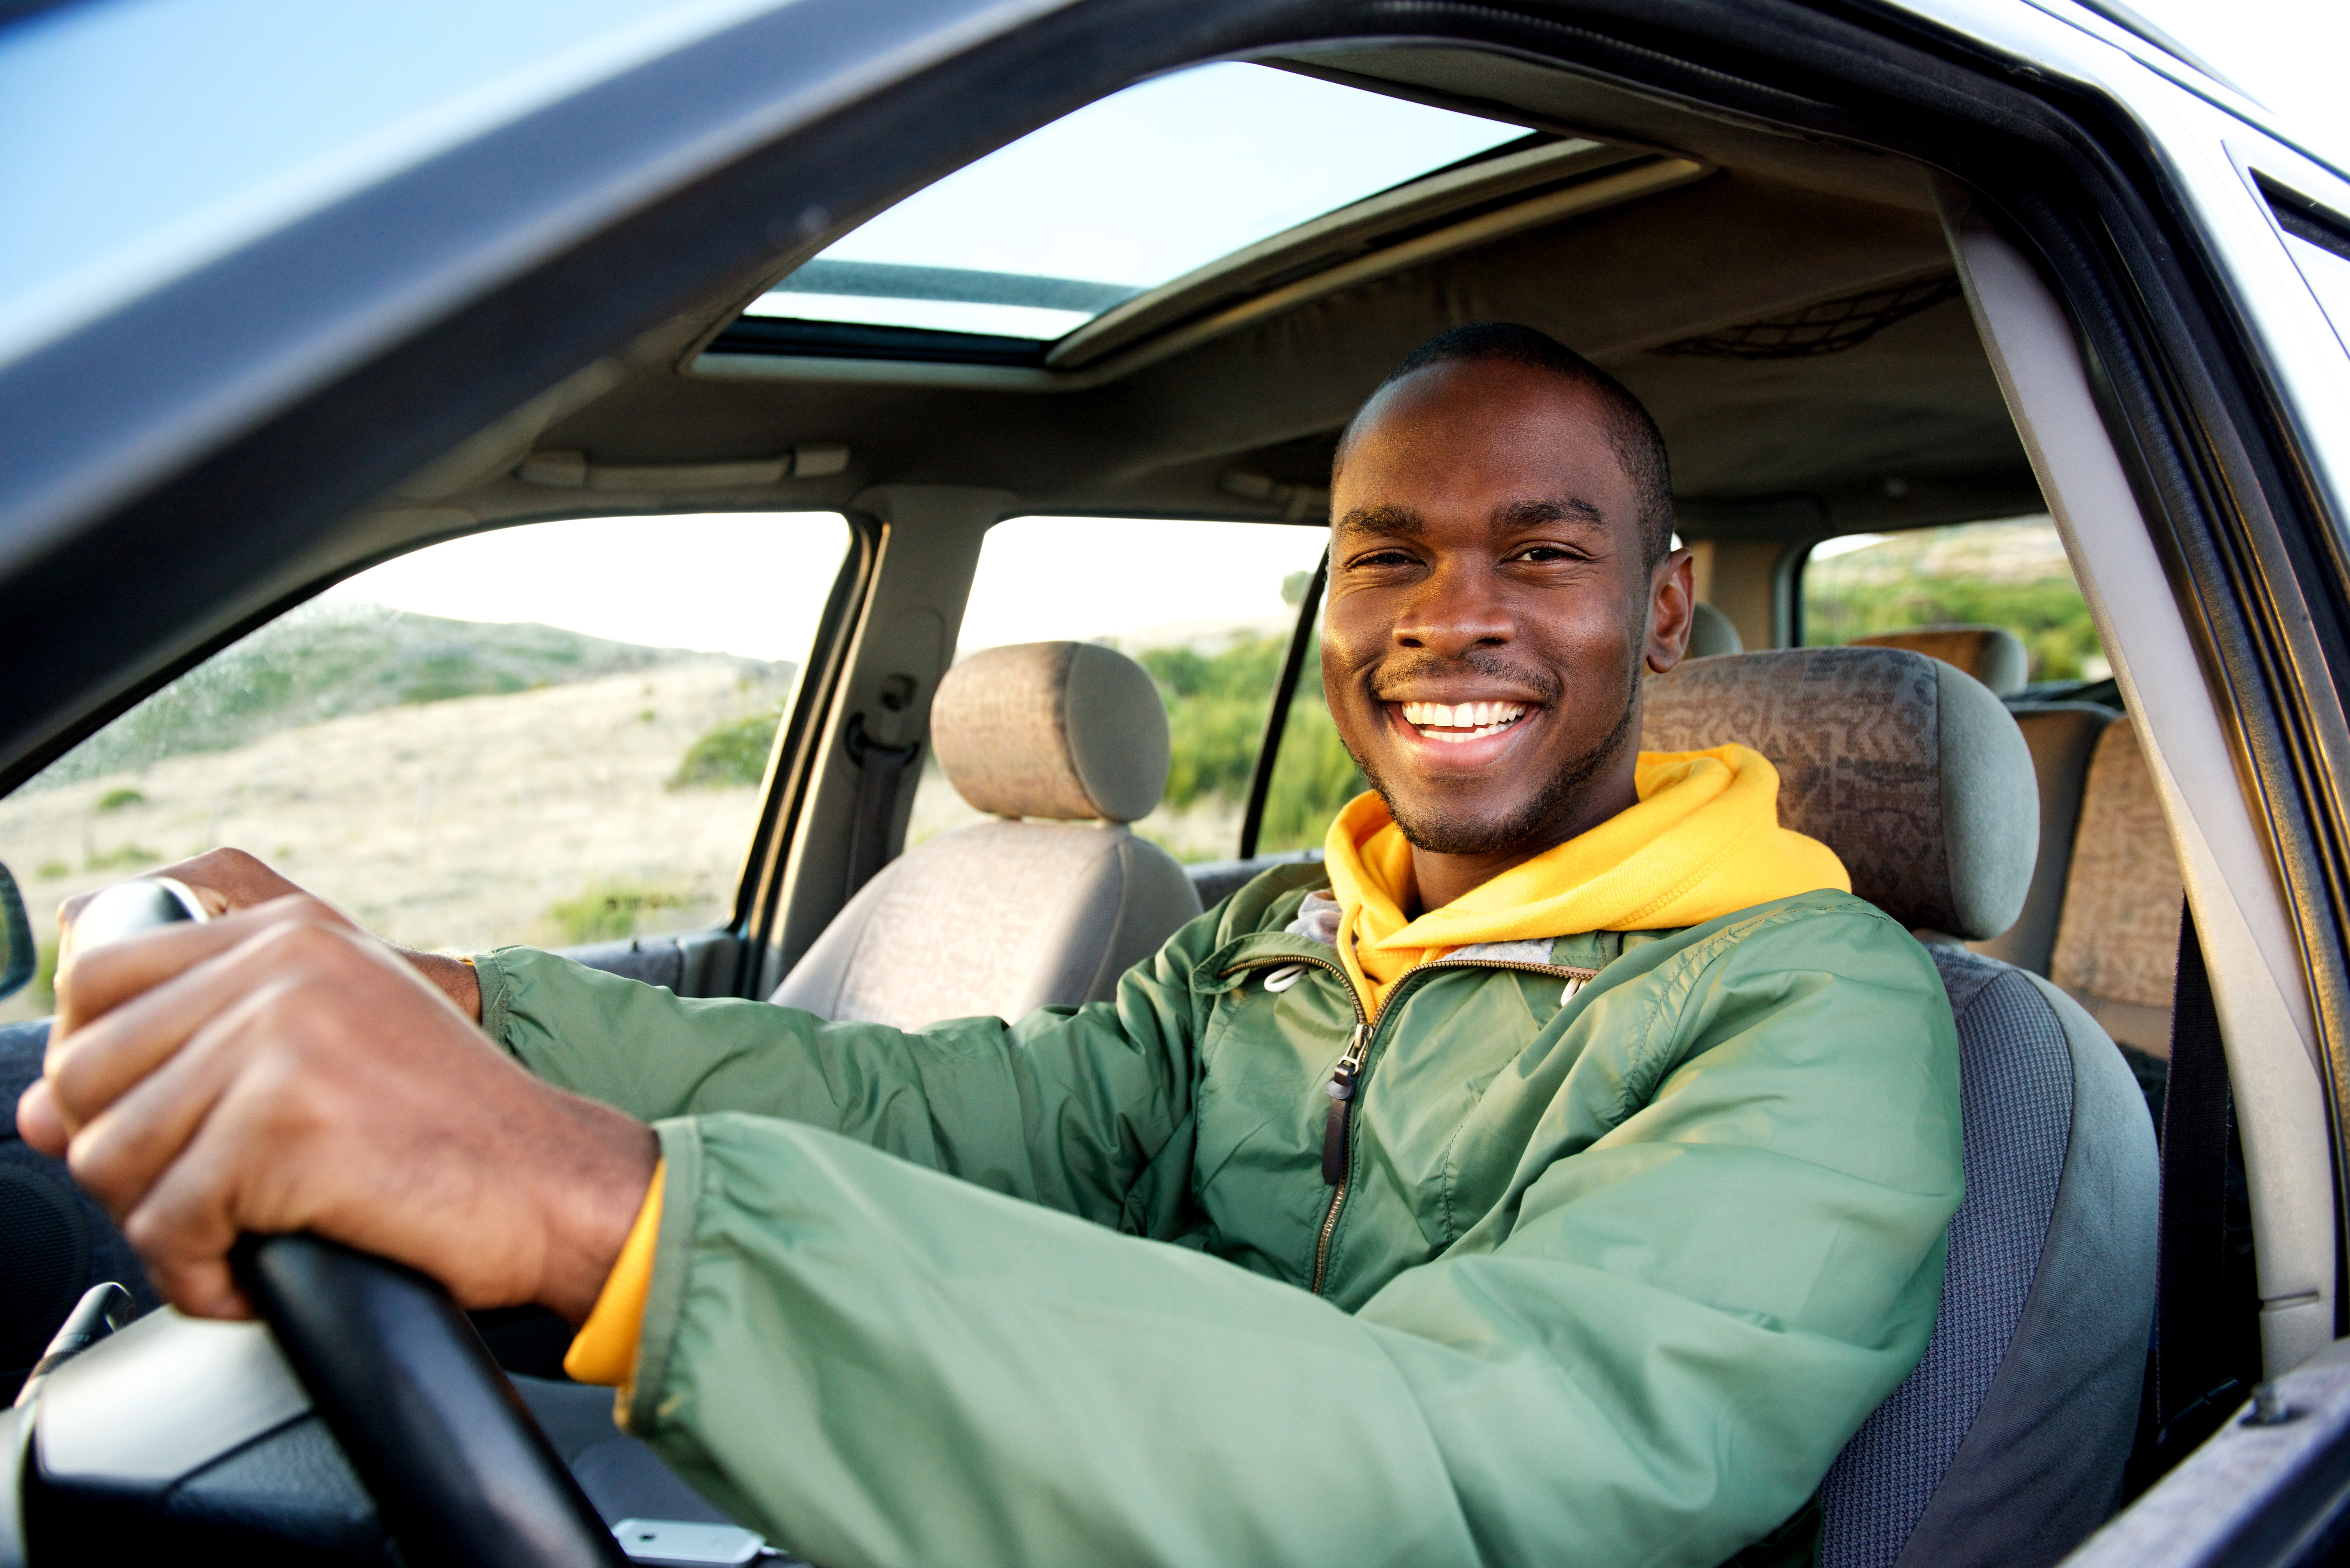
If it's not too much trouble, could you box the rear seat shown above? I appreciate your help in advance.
[1972,701,2114,975]
[1854,624,2028,696]
[2046,719,2183,1058]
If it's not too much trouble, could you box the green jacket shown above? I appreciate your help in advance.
[478,868,1962,1568]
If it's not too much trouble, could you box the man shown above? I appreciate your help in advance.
[20,324,1962,1568]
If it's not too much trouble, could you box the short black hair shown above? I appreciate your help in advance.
[1334,322,1675,566]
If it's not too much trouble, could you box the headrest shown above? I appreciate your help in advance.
[1851,624,2028,696]
[930,642,1171,823]
[1642,646,2037,939]
[1687,601,1743,658]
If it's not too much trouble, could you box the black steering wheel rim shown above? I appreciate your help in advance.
[238,1236,629,1568]
[68,880,627,1568]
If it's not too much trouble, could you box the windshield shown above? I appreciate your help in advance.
[742,62,1532,343]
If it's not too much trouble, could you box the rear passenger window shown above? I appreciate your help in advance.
[1800,516,2110,690]
[907,516,1328,861]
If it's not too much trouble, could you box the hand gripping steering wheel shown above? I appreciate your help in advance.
[69,880,630,1568]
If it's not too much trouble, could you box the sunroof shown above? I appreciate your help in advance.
[740,63,1530,346]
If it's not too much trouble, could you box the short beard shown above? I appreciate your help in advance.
[1356,659,1641,858]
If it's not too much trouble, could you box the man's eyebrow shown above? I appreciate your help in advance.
[1495,496,1605,528]
[1336,505,1424,540]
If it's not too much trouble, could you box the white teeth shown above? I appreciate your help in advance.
[1399,700,1527,738]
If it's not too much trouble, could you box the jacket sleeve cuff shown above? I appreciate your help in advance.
[469,948,518,1047]
[623,1119,706,1435]
[562,1160,667,1388]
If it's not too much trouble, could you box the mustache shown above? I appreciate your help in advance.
[1370,650,1563,704]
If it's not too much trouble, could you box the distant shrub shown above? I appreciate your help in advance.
[96,788,145,812]
[1802,520,2108,682]
[671,711,780,790]
[545,883,687,945]
[35,862,69,881]
[85,845,160,871]
[1129,632,1368,856]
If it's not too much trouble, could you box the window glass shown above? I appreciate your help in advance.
[745,62,1535,342]
[0,512,850,1022]
[1800,516,2109,683]
[2265,184,2350,357]
[907,517,1327,862]
[1255,612,1368,857]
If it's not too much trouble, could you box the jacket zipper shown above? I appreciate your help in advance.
[1221,952,1596,1295]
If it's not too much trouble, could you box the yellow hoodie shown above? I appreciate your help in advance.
[1324,743,1849,1015]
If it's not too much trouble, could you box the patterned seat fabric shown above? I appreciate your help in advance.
[1972,704,2115,977]
[1643,645,2035,937]
[1853,624,2030,697]
[1646,648,2157,1568]
[2049,721,2182,1055]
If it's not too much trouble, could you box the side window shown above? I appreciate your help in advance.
[907,516,1327,862]
[2261,179,2350,357]
[0,512,851,1021]
[1255,605,1368,856]
[1799,515,2109,689]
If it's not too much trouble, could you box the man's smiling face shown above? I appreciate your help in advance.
[1323,356,1689,867]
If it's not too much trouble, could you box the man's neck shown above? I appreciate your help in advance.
[1404,767,1641,915]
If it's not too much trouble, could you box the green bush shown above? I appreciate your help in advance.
[1135,637,1287,811]
[96,787,146,812]
[1802,523,2107,681]
[1257,691,1366,854]
[85,844,160,871]
[1134,633,1366,856]
[671,710,780,789]
[545,883,687,945]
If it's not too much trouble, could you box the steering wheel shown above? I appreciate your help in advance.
[68,881,630,1568]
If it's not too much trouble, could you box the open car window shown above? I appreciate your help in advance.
[0,512,849,1021]
[1799,516,2111,695]
[907,516,1326,862]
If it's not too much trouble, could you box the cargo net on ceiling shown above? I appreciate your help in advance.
[1649,275,1963,360]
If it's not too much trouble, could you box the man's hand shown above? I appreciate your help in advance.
[17,895,655,1323]
[59,849,481,1021]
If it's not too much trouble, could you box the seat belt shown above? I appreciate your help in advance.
[2152,897,2239,1450]
[843,710,920,900]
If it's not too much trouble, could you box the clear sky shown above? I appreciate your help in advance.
[324,513,1331,664]
[323,513,853,663]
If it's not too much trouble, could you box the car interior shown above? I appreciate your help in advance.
[0,20,2325,1568]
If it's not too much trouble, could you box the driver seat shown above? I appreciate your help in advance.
[1646,648,2159,1568]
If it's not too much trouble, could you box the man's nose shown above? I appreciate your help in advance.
[1391,559,1513,656]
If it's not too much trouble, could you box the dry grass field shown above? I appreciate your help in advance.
[1,658,783,1021]
[0,649,1257,1024]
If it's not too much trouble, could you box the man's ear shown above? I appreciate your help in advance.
[1644,547,1696,675]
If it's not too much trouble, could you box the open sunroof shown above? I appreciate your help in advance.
[730,63,1535,358]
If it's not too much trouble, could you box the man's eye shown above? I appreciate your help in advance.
[1513,545,1579,563]
[1350,549,1418,568]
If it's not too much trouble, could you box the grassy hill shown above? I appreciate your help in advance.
[32,601,793,790]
